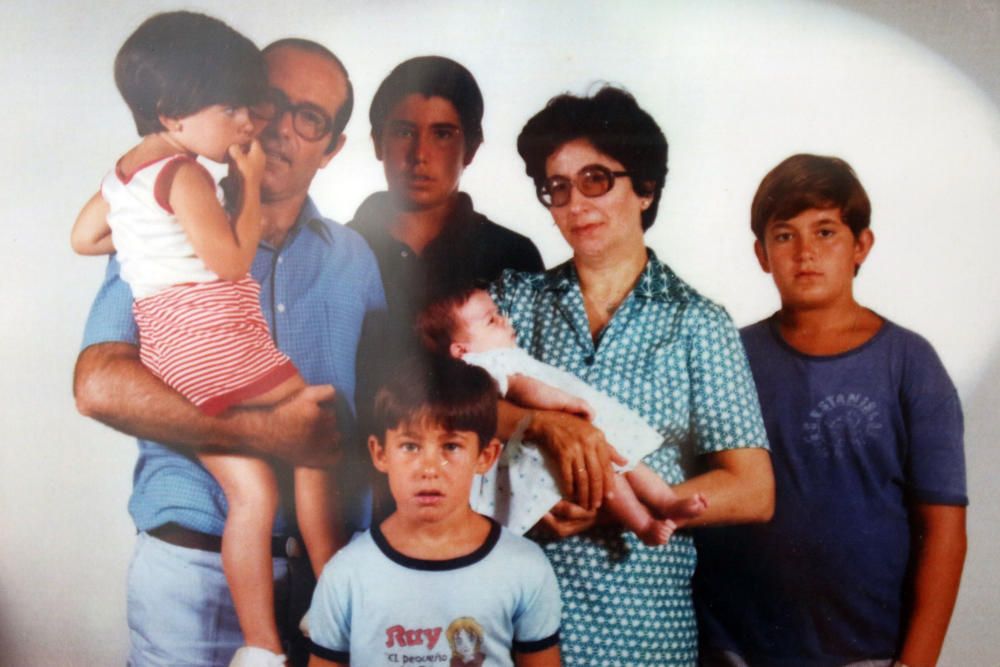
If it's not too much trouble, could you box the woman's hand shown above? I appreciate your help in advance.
[533,500,599,539]
[525,409,626,510]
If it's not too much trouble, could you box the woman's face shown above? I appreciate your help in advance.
[544,138,650,261]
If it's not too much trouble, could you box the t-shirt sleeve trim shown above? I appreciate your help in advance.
[307,639,349,663]
[513,630,560,653]
[908,488,969,507]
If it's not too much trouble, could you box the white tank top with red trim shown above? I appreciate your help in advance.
[101,155,224,298]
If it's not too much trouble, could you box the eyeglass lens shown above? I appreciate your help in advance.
[539,165,627,207]
[250,89,333,142]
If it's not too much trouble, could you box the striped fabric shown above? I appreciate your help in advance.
[133,275,298,416]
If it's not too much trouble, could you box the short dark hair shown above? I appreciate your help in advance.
[416,286,481,356]
[751,154,871,242]
[517,86,669,231]
[263,38,354,152]
[369,355,498,448]
[115,11,268,136]
[369,56,484,156]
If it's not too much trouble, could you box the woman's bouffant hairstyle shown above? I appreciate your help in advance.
[517,86,669,230]
[369,56,484,157]
[369,354,498,448]
[751,154,871,242]
[115,11,268,136]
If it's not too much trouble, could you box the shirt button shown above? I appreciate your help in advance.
[277,256,283,264]
[400,249,409,258]
[277,303,286,313]
[584,354,595,366]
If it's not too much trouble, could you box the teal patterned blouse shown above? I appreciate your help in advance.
[491,250,767,667]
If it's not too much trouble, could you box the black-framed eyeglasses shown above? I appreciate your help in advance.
[537,164,631,208]
[251,88,335,142]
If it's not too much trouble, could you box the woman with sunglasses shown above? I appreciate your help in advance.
[489,86,775,666]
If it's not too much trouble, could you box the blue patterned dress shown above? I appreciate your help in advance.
[491,251,767,666]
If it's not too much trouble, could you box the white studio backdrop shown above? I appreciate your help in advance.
[1,1,997,664]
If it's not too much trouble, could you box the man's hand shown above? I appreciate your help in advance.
[241,384,340,468]
[524,410,625,511]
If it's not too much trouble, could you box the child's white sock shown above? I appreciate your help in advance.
[229,646,287,667]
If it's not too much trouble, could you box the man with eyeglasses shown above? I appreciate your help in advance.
[74,38,385,667]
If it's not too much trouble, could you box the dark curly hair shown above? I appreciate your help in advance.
[517,86,668,230]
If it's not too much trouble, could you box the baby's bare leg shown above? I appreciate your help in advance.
[604,474,676,546]
[626,463,708,523]
[199,453,283,655]
[295,466,344,576]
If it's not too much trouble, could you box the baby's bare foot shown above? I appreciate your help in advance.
[637,519,676,547]
[654,493,708,522]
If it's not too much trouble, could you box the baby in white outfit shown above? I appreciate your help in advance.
[418,287,707,545]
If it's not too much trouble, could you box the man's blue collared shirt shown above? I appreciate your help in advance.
[82,198,387,536]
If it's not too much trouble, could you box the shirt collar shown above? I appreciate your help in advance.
[260,196,334,250]
[540,249,690,303]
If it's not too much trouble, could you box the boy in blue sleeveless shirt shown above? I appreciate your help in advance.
[694,154,967,667]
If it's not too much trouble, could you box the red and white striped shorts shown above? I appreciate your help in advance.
[133,276,298,416]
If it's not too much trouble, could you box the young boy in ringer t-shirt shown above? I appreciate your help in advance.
[306,355,561,667]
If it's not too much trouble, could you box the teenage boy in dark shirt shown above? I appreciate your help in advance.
[349,56,543,362]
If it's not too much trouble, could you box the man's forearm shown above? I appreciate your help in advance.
[75,342,245,449]
[74,342,340,466]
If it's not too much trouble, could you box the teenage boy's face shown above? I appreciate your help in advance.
[375,94,474,213]
[755,207,874,310]
[369,418,499,524]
